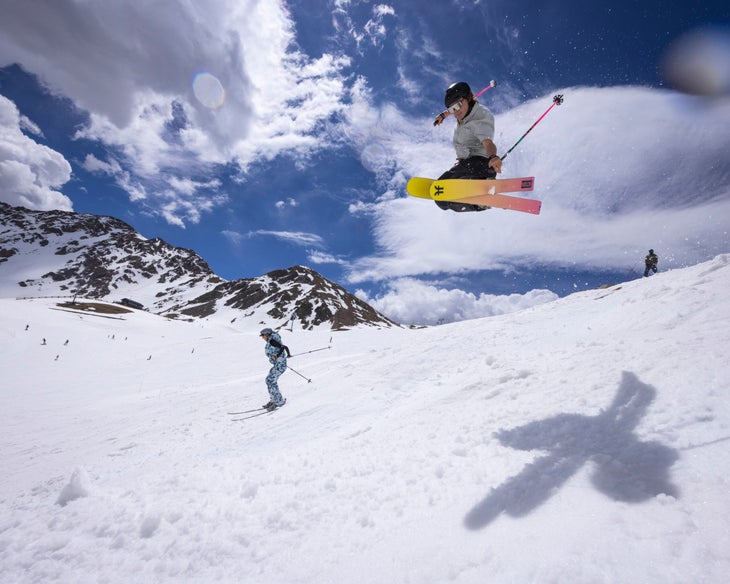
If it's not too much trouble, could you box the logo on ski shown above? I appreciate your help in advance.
[433,185,445,198]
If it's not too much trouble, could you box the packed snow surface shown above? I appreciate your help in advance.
[1,256,729,583]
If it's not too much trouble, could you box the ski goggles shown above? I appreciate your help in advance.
[447,99,464,114]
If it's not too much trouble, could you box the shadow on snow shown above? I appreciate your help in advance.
[464,371,680,530]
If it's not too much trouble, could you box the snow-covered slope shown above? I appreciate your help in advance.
[1,255,729,583]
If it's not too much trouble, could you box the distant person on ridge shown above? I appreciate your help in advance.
[644,249,659,277]
[260,328,289,411]
[432,81,503,212]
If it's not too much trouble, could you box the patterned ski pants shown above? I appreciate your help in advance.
[266,360,287,404]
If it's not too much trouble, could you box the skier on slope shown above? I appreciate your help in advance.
[260,328,289,411]
[434,82,503,212]
[644,249,659,277]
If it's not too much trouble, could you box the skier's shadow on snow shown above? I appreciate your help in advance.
[465,371,679,530]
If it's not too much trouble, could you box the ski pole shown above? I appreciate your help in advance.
[287,365,312,383]
[290,346,331,357]
[290,337,333,358]
[473,80,498,99]
[500,94,564,161]
[289,339,332,357]
[434,80,497,126]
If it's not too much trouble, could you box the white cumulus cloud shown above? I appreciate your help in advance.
[0,95,73,211]
[250,230,325,248]
[0,0,352,226]
[357,278,558,326]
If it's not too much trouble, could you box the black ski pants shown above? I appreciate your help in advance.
[435,156,497,212]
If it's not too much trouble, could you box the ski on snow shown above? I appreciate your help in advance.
[230,410,277,421]
[227,408,266,415]
[228,402,286,420]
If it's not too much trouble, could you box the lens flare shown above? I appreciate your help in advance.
[661,29,730,97]
[360,142,389,174]
[192,72,226,109]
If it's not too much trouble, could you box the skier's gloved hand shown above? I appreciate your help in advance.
[433,112,449,126]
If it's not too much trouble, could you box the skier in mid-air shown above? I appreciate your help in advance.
[260,327,289,410]
[433,81,503,212]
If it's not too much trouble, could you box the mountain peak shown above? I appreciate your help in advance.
[171,264,397,330]
[0,202,398,330]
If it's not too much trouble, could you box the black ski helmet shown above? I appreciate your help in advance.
[444,81,472,108]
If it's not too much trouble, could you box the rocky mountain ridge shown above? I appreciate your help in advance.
[0,201,398,330]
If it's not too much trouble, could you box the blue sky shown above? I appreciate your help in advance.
[1,0,729,325]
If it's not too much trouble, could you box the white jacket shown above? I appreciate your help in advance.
[453,101,495,160]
